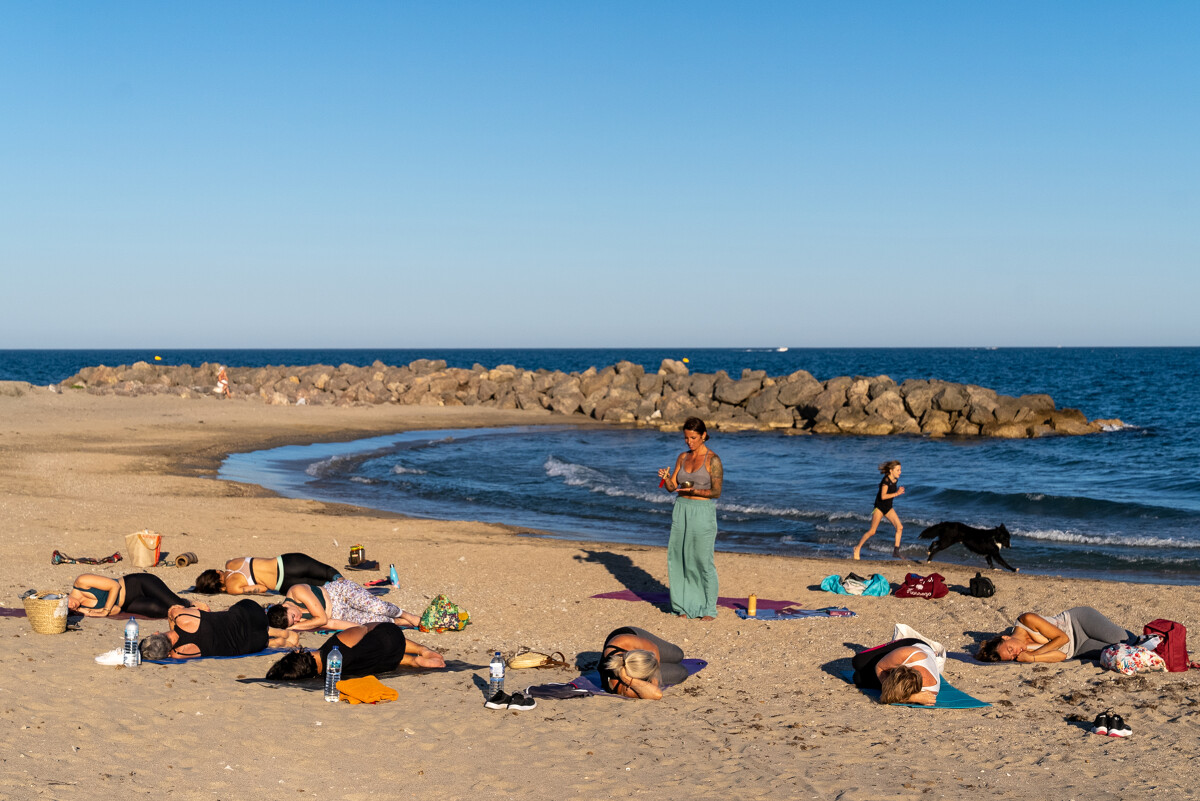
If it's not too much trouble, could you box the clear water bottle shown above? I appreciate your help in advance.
[389,564,400,588]
[324,645,343,702]
[123,618,140,667]
[488,651,505,698]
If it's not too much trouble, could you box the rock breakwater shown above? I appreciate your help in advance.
[60,359,1120,438]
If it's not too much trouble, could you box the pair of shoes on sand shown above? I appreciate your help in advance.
[485,690,537,711]
[1092,710,1131,737]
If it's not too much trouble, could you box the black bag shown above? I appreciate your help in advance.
[969,572,995,598]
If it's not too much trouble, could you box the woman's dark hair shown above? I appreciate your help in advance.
[266,650,319,680]
[976,636,1005,662]
[266,604,289,629]
[194,569,223,594]
[682,417,708,440]
[878,460,900,475]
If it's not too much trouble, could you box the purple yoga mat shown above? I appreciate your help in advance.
[590,589,801,612]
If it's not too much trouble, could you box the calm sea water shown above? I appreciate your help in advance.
[5,348,1199,584]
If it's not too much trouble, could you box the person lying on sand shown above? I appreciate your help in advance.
[852,637,941,705]
[264,622,445,680]
[976,606,1135,663]
[265,579,421,632]
[68,572,210,618]
[599,626,690,700]
[139,600,297,660]
[194,553,341,596]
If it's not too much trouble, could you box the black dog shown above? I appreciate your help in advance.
[918,522,1018,572]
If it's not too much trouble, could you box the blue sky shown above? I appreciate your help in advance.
[2,3,1197,348]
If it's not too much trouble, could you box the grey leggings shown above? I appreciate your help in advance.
[604,626,688,687]
[1067,606,1135,659]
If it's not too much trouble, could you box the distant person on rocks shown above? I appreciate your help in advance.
[68,572,209,618]
[195,553,342,596]
[657,417,723,620]
[599,626,689,700]
[215,365,231,398]
[853,460,905,560]
[264,622,445,680]
[266,579,421,632]
[139,599,297,660]
[976,607,1135,662]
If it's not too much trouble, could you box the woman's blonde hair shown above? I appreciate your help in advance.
[603,648,660,681]
[879,665,922,704]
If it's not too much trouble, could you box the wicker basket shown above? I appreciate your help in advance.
[24,592,68,635]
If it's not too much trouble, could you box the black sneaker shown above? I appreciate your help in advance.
[1092,710,1112,736]
[484,690,512,710]
[1107,713,1131,738]
[507,691,537,711]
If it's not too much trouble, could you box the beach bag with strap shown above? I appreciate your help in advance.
[892,572,948,599]
[1100,643,1166,676]
[418,594,471,633]
[969,573,995,598]
[1143,619,1189,672]
[124,530,162,568]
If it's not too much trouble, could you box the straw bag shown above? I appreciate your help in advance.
[507,650,570,670]
[125,529,162,568]
[24,592,68,635]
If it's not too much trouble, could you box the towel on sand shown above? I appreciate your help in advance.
[144,647,292,665]
[840,670,990,709]
[337,675,398,704]
[735,607,855,620]
[527,658,707,699]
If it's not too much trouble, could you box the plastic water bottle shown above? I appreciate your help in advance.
[123,618,140,667]
[389,564,400,588]
[324,646,343,702]
[488,651,505,698]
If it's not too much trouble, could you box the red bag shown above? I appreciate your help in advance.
[892,572,948,599]
[1144,619,1189,672]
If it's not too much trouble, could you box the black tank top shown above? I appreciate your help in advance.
[173,599,267,656]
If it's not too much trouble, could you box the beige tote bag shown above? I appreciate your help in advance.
[125,529,162,568]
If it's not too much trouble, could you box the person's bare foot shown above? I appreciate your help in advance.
[701,615,715,621]
[415,652,446,669]
[851,548,861,560]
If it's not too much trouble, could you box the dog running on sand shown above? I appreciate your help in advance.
[918,521,1018,572]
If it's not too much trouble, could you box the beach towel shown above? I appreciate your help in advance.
[734,606,855,620]
[840,670,990,709]
[337,675,399,704]
[819,573,891,596]
[143,647,292,665]
[51,549,122,566]
[590,590,800,612]
[525,658,708,700]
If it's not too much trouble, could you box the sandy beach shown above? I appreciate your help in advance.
[2,384,1198,801]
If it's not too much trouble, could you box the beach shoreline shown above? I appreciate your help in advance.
[2,388,1198,800]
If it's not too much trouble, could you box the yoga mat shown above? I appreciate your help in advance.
[735,607,855,620]
[840,670,990,709]
[528,658,707,699]
[144,647,292,665]
[591,590,799,612]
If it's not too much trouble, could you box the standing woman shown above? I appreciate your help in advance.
[853,460,905,560]
[657,417,723,620]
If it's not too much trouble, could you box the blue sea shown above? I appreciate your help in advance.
[5,348,1199,585]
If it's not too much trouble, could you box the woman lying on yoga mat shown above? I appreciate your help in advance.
[264,622,445,680]
[599,626,689,700]
[194,552,341,596]
[139,599,297,660]
[976,607,1134,662]
[852,638,941,705]
[265,580,421,632]
[67,572,210,618]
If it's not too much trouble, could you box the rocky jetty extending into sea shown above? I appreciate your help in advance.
[59,359,1121,438]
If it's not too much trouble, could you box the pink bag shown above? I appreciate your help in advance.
[892,573,948,599]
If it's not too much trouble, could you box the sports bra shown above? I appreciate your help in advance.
[676,454,712,491]
[74,583,112,609]
[287,585,327,619]
[900,643,941,693]
[227,557,256,586]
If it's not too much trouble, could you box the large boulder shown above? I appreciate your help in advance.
[865,390,911,424]
[713,374,761,405]
[776,371,823,407]
[658,359,689,376]
[920,409,952,436]
[933,384,969,413]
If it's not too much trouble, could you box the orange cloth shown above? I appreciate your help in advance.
[336,675,399,704]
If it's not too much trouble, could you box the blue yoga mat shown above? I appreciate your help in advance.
[735,607,855,620]
[840,670,990,709]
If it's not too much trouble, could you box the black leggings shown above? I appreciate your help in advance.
[851,638,924,690]
[601,626,689,690]
[121,573,193,618]
[278,553,341,593]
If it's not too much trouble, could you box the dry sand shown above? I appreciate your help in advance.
[1,385,1198,800]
